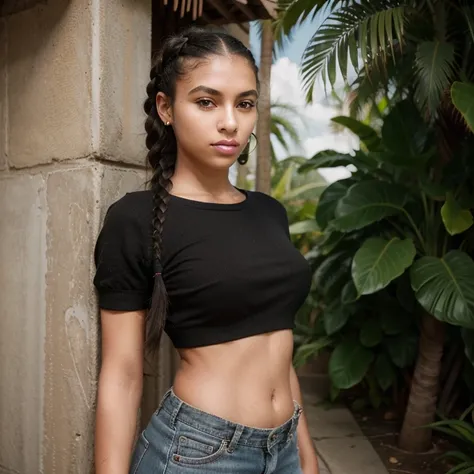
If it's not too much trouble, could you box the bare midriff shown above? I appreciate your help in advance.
[173,329,295,429]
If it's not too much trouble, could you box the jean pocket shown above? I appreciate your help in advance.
[129,431,150,474]
[171,426,229,466]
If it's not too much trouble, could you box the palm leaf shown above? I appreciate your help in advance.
[414,40,456,115]
[300,1,406,100]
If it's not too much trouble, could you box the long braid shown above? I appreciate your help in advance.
[143,26,259,353]
[143,62,176,352]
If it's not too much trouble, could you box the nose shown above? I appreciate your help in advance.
[217,105,238,133]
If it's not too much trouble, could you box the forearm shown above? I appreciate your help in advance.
[95,370,142,474]
[289,365,319,473]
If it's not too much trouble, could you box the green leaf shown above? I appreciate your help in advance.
[324,306,351,335]
[341,280,358,304]
[386,333,418,368]
[329,340,374,389]
[451,81,474,133]
[410,251,474,328]
[293,337,333,368]
[441,193,474,236]
[360,319,383,347]
[462,328,474,367]
[382,100,428,157]
[331,116,381,151]
[415,41,456,114]
[332,181,408,232]
[289,219,320,235]
[352,238,416,295]
[374,353,396,391]
[316,178,355,230]
[298,150,353,173]
[300,3,406,102]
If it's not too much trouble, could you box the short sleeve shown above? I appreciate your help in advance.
[93,195,153,311]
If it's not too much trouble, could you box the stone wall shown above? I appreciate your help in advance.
[0,0,152,472]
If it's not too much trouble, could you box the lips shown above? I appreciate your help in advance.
[211,139,240,156]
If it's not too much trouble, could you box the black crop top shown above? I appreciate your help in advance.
[93,189,312,348]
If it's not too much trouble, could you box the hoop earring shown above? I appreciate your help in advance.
[238,133,257,165]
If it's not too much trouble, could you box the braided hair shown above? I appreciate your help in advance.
[143,27,259,352]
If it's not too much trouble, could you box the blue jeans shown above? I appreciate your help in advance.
[130,388,304,473]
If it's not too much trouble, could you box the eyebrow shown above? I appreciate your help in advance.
[188,86,258,99]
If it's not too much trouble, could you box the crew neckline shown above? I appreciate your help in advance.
[169,187,250,210]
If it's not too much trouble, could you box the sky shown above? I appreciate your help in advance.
[248,18,357,183]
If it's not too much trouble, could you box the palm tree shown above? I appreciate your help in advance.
[256,20,274,194]
[279,0,474,453]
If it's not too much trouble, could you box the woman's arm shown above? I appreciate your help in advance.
[95,309,146,474]
[289,364,320,474]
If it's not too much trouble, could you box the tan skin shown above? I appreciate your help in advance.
[94,53,319,474]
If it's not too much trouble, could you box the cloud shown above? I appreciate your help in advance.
[270,57,358,182]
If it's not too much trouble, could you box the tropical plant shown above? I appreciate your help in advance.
[428,404,474,474]
[295,84,474,452]
[279,0,474,118]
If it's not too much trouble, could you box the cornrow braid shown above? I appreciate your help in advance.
[143,26,259,353]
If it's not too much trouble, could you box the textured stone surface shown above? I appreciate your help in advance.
[99,166,146,217]
[6,0,93,168]
[301,385,389,474]
[0,19,6,170]
[42,166,102,474]
[0,174,47,474]
[97,0,151,165]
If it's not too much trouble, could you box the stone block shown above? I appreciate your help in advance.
[42,166,102,474]
[0,174,47,474]
[0,19,6,170]
[99,166,147,218]
[98,0,151,166]
[6,0,93,168]
[316,436,388,474]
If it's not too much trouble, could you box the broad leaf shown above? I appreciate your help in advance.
[451,81,474,133]
[298,150,353,173]
[329,340,374,389]
[324,306,351,335]
[374,353,397,391]
[331,116,381,151]
[386,332,418,368]
[332,181,408,231]
[410,251,474,328]
[289,219,320,235]
[441,193,473,236]
[341,280,358,304]
[352,237,416,295]
[316,178,355,230]
[293,337,333,368]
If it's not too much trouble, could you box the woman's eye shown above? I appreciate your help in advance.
[239,101,255,109]
[197,99,214,108]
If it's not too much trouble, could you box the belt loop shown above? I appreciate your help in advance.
[289,400,302,438]
[169,398,183,428]
[154,388,172,416]
[227,424,244,453]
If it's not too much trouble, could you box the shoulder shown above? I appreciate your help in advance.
[103,190,153,227]
[248,190,287,215]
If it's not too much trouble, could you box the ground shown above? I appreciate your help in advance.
[352,407,454,474]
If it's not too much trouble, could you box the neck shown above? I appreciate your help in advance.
[171,153,237,198]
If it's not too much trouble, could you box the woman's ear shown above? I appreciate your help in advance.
[156,92,173,125]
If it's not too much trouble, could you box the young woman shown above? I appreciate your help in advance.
[93,27,319,474]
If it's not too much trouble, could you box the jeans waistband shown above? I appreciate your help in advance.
[157,388,302,449]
